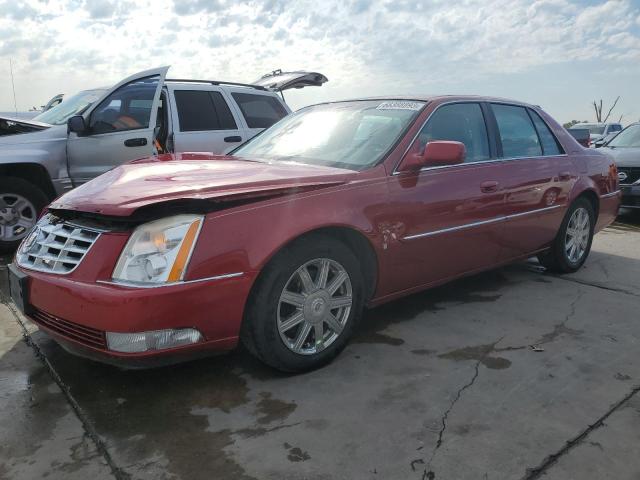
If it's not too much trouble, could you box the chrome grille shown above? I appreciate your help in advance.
[16,214,100,274]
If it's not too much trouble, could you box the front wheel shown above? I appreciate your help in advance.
[538,197,595,273]
[0,177,49,252]
[242,235,364,372]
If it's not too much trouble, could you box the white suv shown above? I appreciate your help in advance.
[0,66,327,248]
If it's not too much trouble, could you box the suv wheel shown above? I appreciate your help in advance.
[538,197,595,273]
[0,177,48,252]
[242,235,364,372]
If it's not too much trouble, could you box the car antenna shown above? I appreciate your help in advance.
[9,58,18,116]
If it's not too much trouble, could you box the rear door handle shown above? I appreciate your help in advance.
[558,171,572,181]
[224,136,242,143]
[124,138,147,147]
[480,181,499,193]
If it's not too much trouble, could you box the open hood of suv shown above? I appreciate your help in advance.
[252,70,328,91]
[49,153,354,217]
[0,116,50,136]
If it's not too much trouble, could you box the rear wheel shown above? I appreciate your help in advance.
[0,177,48,252]
[538,197,595,273]
[242,235,364,372]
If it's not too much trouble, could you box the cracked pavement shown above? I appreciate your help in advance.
[1,210,640,480]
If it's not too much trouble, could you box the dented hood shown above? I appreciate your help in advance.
[50,153,355,217]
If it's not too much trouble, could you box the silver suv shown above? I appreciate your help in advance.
[0,66,327,249]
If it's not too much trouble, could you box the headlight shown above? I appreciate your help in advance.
[112,214,203,285]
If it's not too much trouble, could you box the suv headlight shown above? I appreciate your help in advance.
[112,214,203,285]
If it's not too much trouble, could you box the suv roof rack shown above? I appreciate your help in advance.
[165,79,267,91]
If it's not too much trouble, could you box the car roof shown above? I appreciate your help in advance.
[165,79,274,93]
[305,95,539,109]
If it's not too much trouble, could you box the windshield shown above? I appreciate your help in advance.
[570,124,604,135]
[233,100,425,170]
[607,124,640,148]
[33,89,106,125]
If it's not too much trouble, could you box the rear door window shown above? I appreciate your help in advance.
[174,90,237,132]
[528,110,563,156]
[231,92,287,129]
[416,102,490,163]
[492,104,542,158]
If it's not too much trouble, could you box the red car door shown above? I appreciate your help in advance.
[384,102,507,294]
[488,104,576,261]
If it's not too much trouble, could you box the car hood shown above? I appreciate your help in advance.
[50,153,356,217]
[600,147,640,167]
[0,115,51,137]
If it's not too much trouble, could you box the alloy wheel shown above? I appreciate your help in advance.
[564,207,590,264]
[277,258,353,355]
[0,194,37,242]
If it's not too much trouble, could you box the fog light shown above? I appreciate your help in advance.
[106,328,203,353]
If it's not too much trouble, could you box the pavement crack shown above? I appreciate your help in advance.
[421,338,493,479]
[1,295,130,480]
[530,290,583,347]
[521,383,640,480]
[547,274,639,298]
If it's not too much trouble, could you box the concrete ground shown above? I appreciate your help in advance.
[1,209,639,480]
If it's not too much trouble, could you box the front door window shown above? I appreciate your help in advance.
[89,75,160,134]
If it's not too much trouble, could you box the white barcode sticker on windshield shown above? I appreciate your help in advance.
[376,101,423,111]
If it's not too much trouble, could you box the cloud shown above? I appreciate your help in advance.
[172,0,226,15]
[0,0,639,122]
[0,0,38,20]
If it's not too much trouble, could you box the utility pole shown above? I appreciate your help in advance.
[9,58,18,116]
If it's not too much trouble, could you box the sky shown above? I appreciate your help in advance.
[1,0,639,124]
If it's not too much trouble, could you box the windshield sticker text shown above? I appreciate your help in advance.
[376,101,423,111]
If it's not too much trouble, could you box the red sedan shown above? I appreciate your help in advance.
[9,96,620,371]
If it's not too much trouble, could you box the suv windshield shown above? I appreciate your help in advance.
[34,89,106,125]
[233,100,425,170]
[607,124,640,148]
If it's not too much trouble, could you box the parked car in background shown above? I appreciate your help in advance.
[592,130,620,148]
[569,122,623,146]
[0,94,66,121]
[567,128,590,148]
[0,66,327,249]
[600,122,640,210]
[41,94,64,112]
[9,96,620,372]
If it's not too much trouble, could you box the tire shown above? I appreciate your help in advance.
[0,177,49,253]
[538,197,595,273]
[241,234,364,373]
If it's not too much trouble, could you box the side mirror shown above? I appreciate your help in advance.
[398,141,466,172]
[68,115,88,136]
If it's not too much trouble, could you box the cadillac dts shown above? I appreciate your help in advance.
[9,96,620,371]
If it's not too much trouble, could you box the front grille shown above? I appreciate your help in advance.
[16,214,100,274]
[31,308,107,349]
[618,167,640,185]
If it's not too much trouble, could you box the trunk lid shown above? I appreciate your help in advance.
[252,70,328,91]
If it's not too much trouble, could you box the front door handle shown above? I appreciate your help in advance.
[558,171,572,181]
[224,136,242,143]
[480,181,499,193]
[124,138,147,147]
